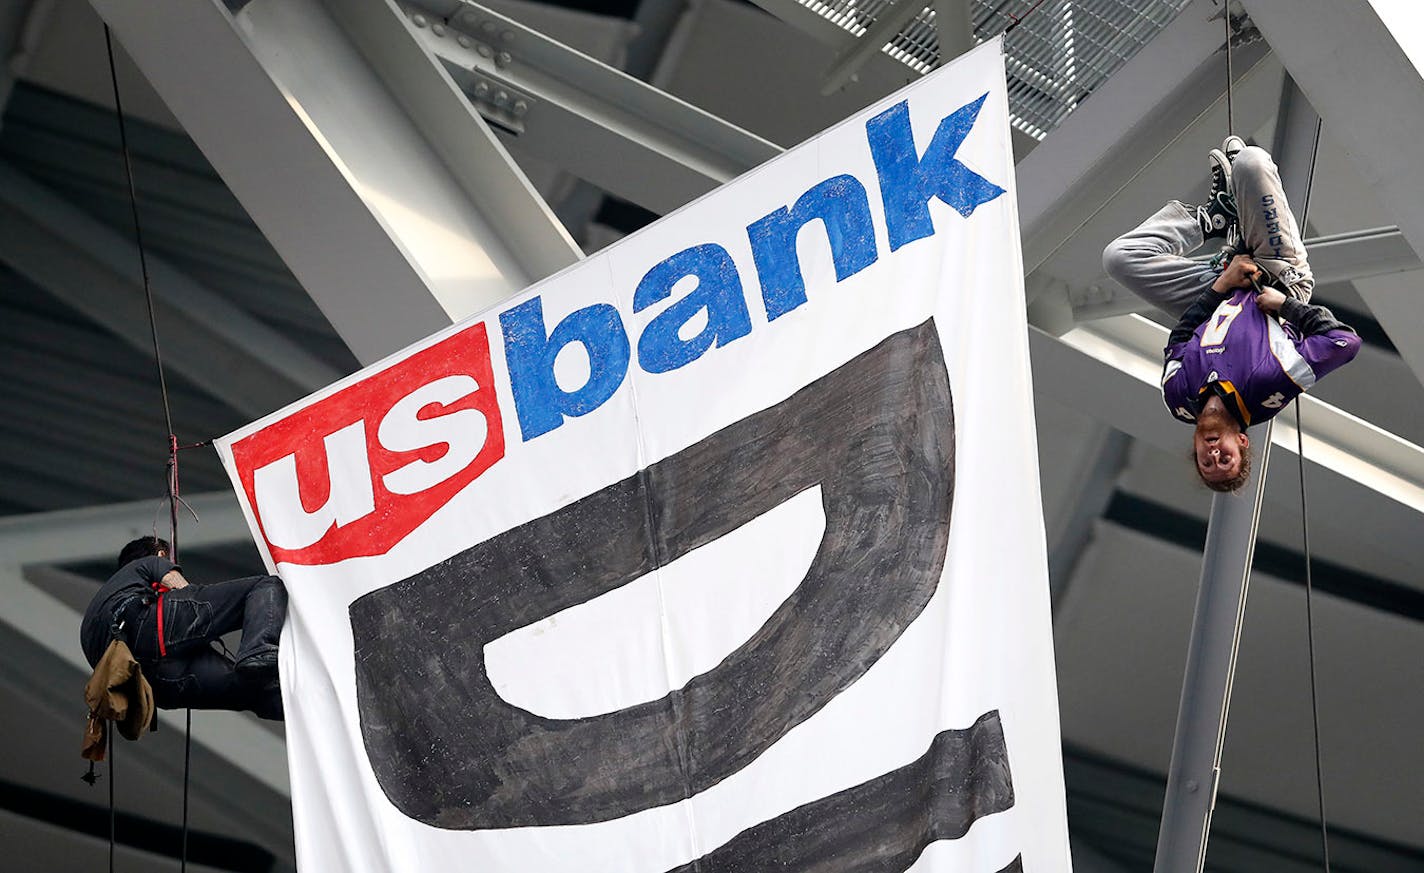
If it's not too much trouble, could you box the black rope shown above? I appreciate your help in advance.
[1002,0,1049,36]
[182,708,192,867]
[104,23,194,873]
[1291,114,1333,873]
[1224,2,1234,136]
[108,731,114,873]
[103,27,172,443]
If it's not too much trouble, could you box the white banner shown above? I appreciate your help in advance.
[217,38,1069,873]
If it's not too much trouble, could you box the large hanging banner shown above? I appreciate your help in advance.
[216,37,1069,873]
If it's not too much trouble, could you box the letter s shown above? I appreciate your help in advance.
[378,376,489,496]
[253,420,375,550]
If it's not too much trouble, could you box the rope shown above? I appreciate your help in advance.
[1290,114,1333,873]
[108,731,115,873]
[104,23,194,873]
[1217,4,1331,865]
[1223,2,1234,136]
[1002,0,1050,36]
[183,708,193,867]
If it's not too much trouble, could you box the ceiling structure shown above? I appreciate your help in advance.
[0,0,1420,870]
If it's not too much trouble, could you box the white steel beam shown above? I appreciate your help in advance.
[1017,0,1265,276]
[1052,315,1424,515]
[402,0,780,216]
[0,162,341,418]
[88,0,580,365]
[0,490,248,565]
[748,0,927,80]
[1241,0,1424,387]
[931,0,974,62]
[821,0,928,95]
[1046,426,1131,613]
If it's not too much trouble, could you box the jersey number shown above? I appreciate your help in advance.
[1200,302,1243,347]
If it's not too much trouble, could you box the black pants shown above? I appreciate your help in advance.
[129,575,286,721]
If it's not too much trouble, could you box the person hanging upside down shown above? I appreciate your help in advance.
[1101,136,1361,492]
[80,537,286,720]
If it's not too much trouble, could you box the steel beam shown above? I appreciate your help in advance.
[1018,0,1269,277]
[1073,225,1421,323]
[1046,426,1132,613]
[821,0,928,95]
[0,490,247,565]
[931,0,974,62]
[401,1,778,216]
[0,0,50,123]
[0,161,342,418]
[1241,0,1424,387]
[88,0,580,365]
[1047,316,1424,514]
[1152,76,1319,873]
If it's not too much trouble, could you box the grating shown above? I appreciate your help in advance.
[794,0,1193,139]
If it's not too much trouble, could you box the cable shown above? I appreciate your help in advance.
[103,27,172,443]
[182,708,192,869]
[108,731,115,873]
[1291,113,1333,873]
[1224,2,1234,136]
[1002,0,1050,36]
[105,23,194,873]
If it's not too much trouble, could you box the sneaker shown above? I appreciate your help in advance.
[1198,147,1238,240]
[1222,135,1246,162]
[236,646,279,677]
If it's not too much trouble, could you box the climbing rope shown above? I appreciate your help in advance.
[1221,2,1332,865]
[1290,113,1333,873]
[1223,2,1234,137]
[1001,0,1050,36]
[103,23,195,873]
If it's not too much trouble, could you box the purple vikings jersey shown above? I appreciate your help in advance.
[1162,288,1361,427]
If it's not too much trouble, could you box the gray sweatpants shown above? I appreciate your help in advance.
[1102,145,1313,318]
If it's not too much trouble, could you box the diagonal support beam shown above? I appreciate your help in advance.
[402,0,780,216]
[932,0,974,62]
[1045,316,1424,515]
[1240,0,1424,387]
[821,0,928,95]
[89,0,581,365]
[1017,0,1269,278]
[0,0,51,123]
[0,161,342,418]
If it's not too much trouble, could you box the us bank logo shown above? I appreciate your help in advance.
[230,94,1004,567]
[350,322,1020,871]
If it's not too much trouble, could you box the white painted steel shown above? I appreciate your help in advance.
[88,0,578,365]
[403,0,780,215]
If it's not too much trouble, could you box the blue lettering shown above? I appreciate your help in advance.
[500,298,630,440]
[866,94,1005,251]
[747,174,879,321]
[634,243,752,374]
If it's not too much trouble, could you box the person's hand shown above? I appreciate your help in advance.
[1212,254,1262,293]
[1255,287,1287,313]
[160,569,191,590]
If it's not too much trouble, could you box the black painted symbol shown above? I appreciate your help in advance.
[350,320,959,830]
[663,711,1016,873]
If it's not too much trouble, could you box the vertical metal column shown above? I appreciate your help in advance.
[1151,74,1320,873]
